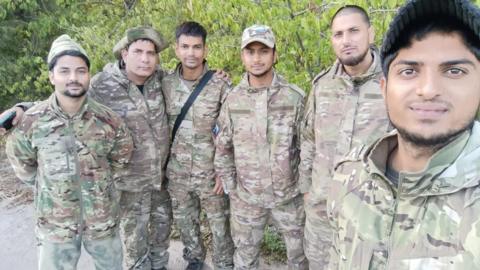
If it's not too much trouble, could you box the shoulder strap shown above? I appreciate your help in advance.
[171,70,215,142]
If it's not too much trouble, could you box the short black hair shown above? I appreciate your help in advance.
[382,18,480,76]
[175,21,207,44]
[330,5,370,27]
[48,50,90,71]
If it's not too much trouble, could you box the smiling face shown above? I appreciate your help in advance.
[241,42,276,78]
[122,39,157,84]
[175,34,207,71]
[382,31,480,146]
[331,12,373,67]
[49,55,90,98]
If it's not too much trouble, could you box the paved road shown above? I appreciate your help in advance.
[0,202,287,270]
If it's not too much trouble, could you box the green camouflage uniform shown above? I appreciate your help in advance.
[6,94,133,270]
[162,63,234,269]
[327,121,480,269]
[215,72,308,270]
[299,49,390,269]
[89,61,172,270]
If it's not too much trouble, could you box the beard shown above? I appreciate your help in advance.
[63,83,88,98]
[390,116,475,148]
[338,48,369,67]
[249,66,273,78]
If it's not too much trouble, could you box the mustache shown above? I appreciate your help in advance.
[66,82,83,87]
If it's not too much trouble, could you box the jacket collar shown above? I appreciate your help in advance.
[365,122,480,197]
[48,93,89,120]
[327,46,382,87]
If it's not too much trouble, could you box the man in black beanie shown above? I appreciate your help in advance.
[326,0,480,269]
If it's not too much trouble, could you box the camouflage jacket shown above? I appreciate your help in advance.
[215,72,305,208]
[299,48,390,203]
[89,61,169,191]
[6,94,133,242]
[327,122,480,269]
[162,63,229,183]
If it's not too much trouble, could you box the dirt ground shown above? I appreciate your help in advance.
[0,144,287,270]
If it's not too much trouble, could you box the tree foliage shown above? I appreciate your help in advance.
[1,0,479,110]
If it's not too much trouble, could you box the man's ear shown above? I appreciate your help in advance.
[121,48,128,63]
[380,76,387,99]
[48,71,55,85]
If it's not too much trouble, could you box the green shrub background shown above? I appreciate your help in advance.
[3,0,479,110]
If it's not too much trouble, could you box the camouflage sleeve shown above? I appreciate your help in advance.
[109,120,134,181]
[5,121,37,185]
[88,75,105,104]
[158,83,170,175]
[298,88,316,193]
[15,101,37,111]
[219,81,232,105]
[214,97,236,192]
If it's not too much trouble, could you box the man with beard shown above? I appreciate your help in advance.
[327,0,480,268]
[215,25,308,270]
[161,21,234,270]
[5,34,134,270]
[299,5,390,268]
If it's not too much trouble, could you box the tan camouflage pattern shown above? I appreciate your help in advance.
[162,63,234,269]
[299,49,390,269]
[215,71,307,269]
[89,61,170,192]
[38,233,123,270]
[6,94,133,242]
[89,60,172,270]
[327,122,480,270]
[215,72,305,208]
[230,193,307,270]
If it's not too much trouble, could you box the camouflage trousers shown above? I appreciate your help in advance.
[168,177,234,270]
[37,233,122,270]
[304,198,331,270]
[119,186,172,270]
[230,193,308,270]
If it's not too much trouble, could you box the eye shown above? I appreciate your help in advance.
[445,67,467,77]
[333,32,342,38]
[350,28,359,33]
[398,68,417,78]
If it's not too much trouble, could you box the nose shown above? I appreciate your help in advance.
[416,69,441,100]
[68,71,78,82]
[140,52,149,62]
[342,33,351,46]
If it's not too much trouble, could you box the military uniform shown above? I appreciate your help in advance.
[89,61,172,270]
[215,72,308,270]
[299,49,390,268]
[6,94,133,270]
[327,122,480,269]
[162,63,234,269]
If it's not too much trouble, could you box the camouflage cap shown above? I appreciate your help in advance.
[241,24,275,49]
[47,34,89,65]
[113,26,168,59]
[381,0,480,72]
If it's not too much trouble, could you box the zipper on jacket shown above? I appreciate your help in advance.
[68,119,85,241]
[385,175,403,269]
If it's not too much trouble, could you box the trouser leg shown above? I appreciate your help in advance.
[149,186,172,269]
[271,195,308,270]
[119,190,152,270]
[230,193,268,270]
[84,233,123,270]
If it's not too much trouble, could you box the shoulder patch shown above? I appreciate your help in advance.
[312,68,331,85]
[288,84,305,98]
